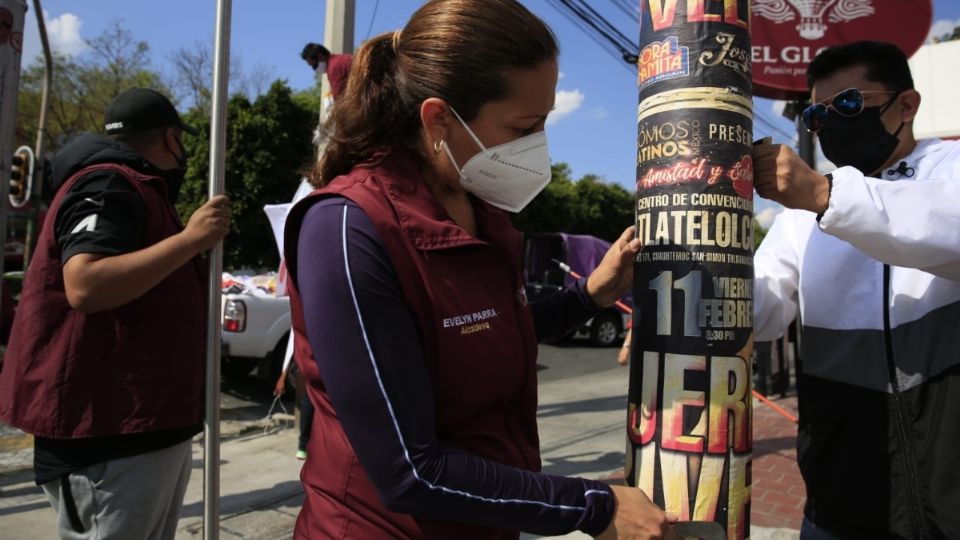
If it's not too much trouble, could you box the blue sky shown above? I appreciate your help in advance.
[19,0,960,223]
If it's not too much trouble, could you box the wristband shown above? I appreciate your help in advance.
[816,172,833,223]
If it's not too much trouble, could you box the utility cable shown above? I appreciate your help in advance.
[607,0,639,23]
[544,0,638,75]
[365,0,381,40]
[568,0,637,52]
[754,111,798,144]
[550,0,639,64]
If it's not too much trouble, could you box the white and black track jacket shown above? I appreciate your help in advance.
[755,138,960,539]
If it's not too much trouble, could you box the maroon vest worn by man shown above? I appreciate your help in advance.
[284,150,541,539]
[0,163,207,439]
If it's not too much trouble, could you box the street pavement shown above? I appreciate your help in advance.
[0,342,802,539]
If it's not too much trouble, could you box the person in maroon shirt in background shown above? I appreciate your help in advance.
[300,42,353,100]
[284,1,678,538]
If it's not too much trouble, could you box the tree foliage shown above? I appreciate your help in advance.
[176,81,317,270]
[930,26,960,43]
[15,20,641,268]
[16,21,170,152]
[168,44,214,116]
[15,18,316,271]
[513,164,635,242]
[516,166,772,253]
[167,42,277,117]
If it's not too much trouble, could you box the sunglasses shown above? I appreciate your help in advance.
[801,88,899,133]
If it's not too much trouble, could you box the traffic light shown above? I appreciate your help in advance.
[9,146,34,208]
[10,151,27,199]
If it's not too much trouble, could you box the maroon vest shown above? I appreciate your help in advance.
[284,151,541,539]
[0,163,207,439]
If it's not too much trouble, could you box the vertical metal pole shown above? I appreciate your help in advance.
[22,0,51,268]
[204,0,231,538]
[323,0,355,55]
[792,102,813,394]
[0,0,27,301]
[796,100,816,168]
[628,3,754,539]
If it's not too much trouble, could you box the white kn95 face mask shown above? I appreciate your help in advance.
[442,107,552,213]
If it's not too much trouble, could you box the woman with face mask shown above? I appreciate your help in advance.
[282,1,676,539]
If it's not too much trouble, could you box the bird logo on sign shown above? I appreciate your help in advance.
[753,0,875,40]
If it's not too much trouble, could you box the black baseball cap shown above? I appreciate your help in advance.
[104,88,198,136]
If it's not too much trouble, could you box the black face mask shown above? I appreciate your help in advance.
[171,137,189,170]
[817,99,903,176]
[159,167,186,203]
[161,137,189,202]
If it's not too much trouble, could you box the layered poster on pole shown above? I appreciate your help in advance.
[627,2,754,539]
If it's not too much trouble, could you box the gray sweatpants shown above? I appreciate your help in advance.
[41,439,193,540]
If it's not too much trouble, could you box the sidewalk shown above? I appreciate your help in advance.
[0,367,803,539]
[750,395,804,531]
[0,427,305,540]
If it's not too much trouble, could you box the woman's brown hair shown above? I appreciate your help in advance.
[310,0,558,186]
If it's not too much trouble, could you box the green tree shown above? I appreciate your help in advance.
[16,21,170,152]
[292,88,322,122]
[168,41,278,116]
[567,174,635,241]
[512,163,577,235]
[513,164,634,242]
[177,80,316,271]
[931,26,960,43]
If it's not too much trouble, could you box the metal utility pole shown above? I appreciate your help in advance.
[629,3,754,539]
[317,0,355,156]
[324,0,355,55]
[797,113,816,167]
[782,99,816,168]
[22,0,52,268]
[792,100,813,390]
[204,0,232,538]
[0,0,27,303]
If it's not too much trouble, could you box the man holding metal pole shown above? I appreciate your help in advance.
[0,88,230,539]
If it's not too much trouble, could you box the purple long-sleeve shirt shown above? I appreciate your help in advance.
[296,197,616,536]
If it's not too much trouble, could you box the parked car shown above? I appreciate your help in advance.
[217,230,632,385]
[220,274,291,382]
[524,233,631,347]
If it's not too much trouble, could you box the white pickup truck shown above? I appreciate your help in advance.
[220,181,311,383]
[220,275,291,382]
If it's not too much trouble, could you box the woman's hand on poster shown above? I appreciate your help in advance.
[587,226,642,308]
[752,143,830,214]
[596,485,679,540]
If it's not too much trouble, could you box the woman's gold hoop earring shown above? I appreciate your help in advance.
[434,140,444,156]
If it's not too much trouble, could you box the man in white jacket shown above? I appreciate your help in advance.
[753,41,960,540]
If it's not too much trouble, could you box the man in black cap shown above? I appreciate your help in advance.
[0,87,230,539]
